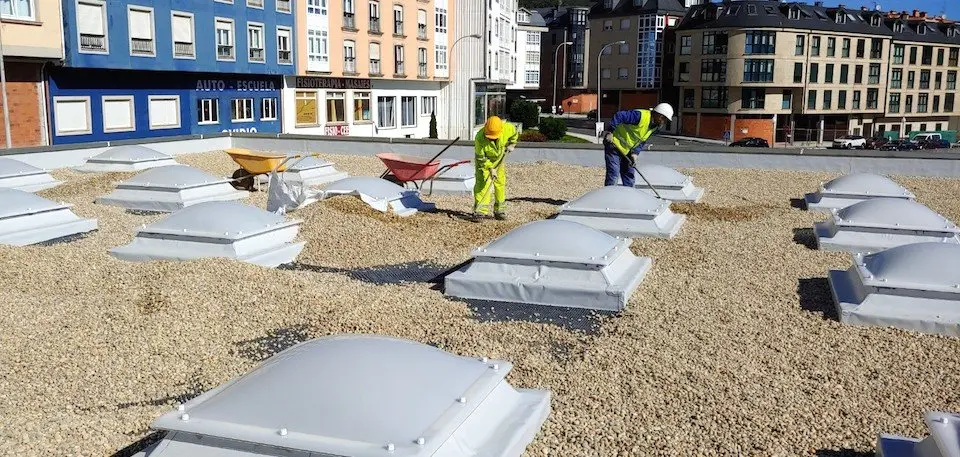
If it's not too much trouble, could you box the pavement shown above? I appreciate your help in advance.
[567,128,708,147]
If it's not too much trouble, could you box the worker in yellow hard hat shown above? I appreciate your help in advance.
[472,116,518,222]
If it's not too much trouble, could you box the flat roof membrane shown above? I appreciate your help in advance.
[110,201,304,267]
[632,164,704,202]
[0,158,62,192]
[96,165,248,212]
[556,186,685,238]
[323,177,435,216]
[0,188,97,246]
[444,220,652,311]
[828,243,960,337]
[135,335,550,457]
[815,198,960,252]
[804,173,915,212]
[76,145,178,173]
[876,411,960,457]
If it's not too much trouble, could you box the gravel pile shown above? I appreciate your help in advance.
[1,153,959,456]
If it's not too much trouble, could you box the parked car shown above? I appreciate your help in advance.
[879,139,920,151]
[917,138,952,150]
[729,137,769,148]
[865,136,890,150]
[911,132,943,144]
[832,135,867,149]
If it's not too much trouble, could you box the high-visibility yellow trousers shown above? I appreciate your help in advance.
[473,161,506,215]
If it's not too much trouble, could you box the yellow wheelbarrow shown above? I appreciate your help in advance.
[225,148,322,191]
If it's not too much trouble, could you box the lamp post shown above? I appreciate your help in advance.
[596,40,626,121]
[552,41,573,115]
[0,20,11,148]
[446,33,482,139]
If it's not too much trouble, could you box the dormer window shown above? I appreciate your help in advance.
[604,0,613,8]
[835,12,846,24]
[893,22,903,33]
[788,7,801,20]
[948,27,958,38]
[918,24,926,35]
[870,15,881,27]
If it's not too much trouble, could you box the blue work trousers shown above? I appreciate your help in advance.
[604,141,637,187]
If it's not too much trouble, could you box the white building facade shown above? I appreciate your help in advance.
[508,8,549,90]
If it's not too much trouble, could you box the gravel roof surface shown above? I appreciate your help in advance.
[1,152,959,456]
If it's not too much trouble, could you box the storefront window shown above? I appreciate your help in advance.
[377,96,395,128]
[326,91,345,123]
[354,92,371,122]
[473,84,506,126]
[296,90,318,126]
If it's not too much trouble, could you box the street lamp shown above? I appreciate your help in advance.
[596,40,626,121]
[446,33,482,139]
[552,41,573,115]
[0,21,11,148]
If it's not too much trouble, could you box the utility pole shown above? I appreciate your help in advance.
[0,20,12,148]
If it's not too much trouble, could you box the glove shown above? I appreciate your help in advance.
[603,132,613,143]
[506,144,516,153]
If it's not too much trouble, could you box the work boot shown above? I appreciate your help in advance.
[494,211,507,221]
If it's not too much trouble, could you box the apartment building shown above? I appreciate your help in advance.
[589,0,687,118]
[506,8,548,91]
[536,5,592,114]
[1,0,64,147]
[674,1,960,145]
[445,0,518,139]
[48,0,295,144]
[284,0,451,138]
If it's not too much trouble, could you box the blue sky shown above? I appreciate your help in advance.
[883,0,960,18]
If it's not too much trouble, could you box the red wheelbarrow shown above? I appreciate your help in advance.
[377,137,469,195]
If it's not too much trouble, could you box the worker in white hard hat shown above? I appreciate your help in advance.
[601,103,674,187]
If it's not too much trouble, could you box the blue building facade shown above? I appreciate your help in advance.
[49,0,294,144]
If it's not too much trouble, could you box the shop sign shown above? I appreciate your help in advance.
[295,76,372,90]
[325,125,350,136]
[196,79,278,92]
[222,127,259,133]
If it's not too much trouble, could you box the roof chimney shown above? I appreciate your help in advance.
[919,11,927,19]
[912,9,919,17]
[814,1,823,6]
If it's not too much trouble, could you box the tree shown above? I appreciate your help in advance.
[509,100,540,130]
[429,111,438,139]
[538,117,567,141]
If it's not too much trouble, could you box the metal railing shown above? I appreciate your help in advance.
[249,47,265,61]
[369,60,381,75]
[174,42,194,57]
[277,0,291,11]
[217,45,234,59]
[418,25,427,39]
[80,34,106,51]
[278,50,291,64]
[418,62,427,77]
[369,18,380,33]
[344,57,356,73]
[247,0,263,7]
[343,13,355,29]
[131,38,153,55]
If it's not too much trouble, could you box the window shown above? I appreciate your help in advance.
[369,42,381,74]
[937,49,945,66]
[683,89,695,109]
[277,27,292,64]
[230,98,254,122]
[247,23,265,62]
[343,0,355,29]
[856,39,865,58]
[888,93,900,113]
[434,44,446,72]
[678,62,690,82]
[700,59,726,82]
[789,7,800,20]
[793,62,803,83]
[918,24,926,35]
[215,18,235,60]
[936,72,943,90]
[795,35,805,56]
[620,18,630,29]
[825,64,834,83]
[892,44,904,64]
[127,7,155,56]
[306,0,326,15]
[618,67,628,79]
[950,49,959,67]
[917,93,928,113]
[822,90,832,110]
[326,92,345,123]
[401,96,415,127]
[277,0,291,12]
[418,47,427,77]
[782,90,792,109]
[701,87,727,108]
[744,31,775,54]
[827,37,835,57]
[919,70,930,89]
[841,38,850,58]
[741,88,765,109]
[526,33,539,45]
[619,43,629,54]
[839,65,849,84]
[890,68,903,89]
[868,64,881,84]
[807,90,817,110]
[934,95,940,113]
[394,45,404,75]
[866,88,879,109]
[852,91,861,109]
[354,92,371,122]
[894,21,903,33]
[811,36,820,56]
[835,11,846,24]
[171,12,195,58]
[838,90,847,109]
[53,96,92,136]
[909,46,917,65]
[855,65,863,84]
[343,40,356,73]
[77,0,107,53]
[417,9,427,39]
[377,96,395,128]
[922,46,933,65]
[295,91,318,126]
[946,93,955,112]
[870,14,881,27]
[948,71,957,90]
[248,0,264,8]
[148,95,181,129]
[307,28,328,65]
[601,68,611,79]
[679,36,691,55]
[1,0,34,20]
[102,96,135,133]
[370,1,381,33]
[393,5,403,36]
[701,31,728,55]
[197,98,219,124]
[907,71,915,89]
[421,96,436,116]
[261,98,277,120]
[603,19,613,30]
[809,63,818,83]
[743,59,774,82]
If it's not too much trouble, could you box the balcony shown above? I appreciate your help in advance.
[418,63,427,78]
[217,45,234,60]
[278,50,291,64]
[343,14,356,30]
[247,0,263,8]
[131,38,154,55]
[276,0,291,12]
[80,33,106,52]
[249,47,265,62]
[174,41,194,58]
[369,18,381,34]
[417,25,427,40]
[344,58,356,74]
[370,60,381,75]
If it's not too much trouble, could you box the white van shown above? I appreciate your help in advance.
[911,132,942,143]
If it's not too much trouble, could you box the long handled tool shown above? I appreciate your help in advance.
[613,134,662,199]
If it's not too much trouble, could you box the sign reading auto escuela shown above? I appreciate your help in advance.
[196,79,278,91]
[295,76,372,90]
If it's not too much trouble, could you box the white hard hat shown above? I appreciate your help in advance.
[652,103,674,120]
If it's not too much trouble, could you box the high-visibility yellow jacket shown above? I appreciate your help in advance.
[609,109,656,156]
[474,122,519,168]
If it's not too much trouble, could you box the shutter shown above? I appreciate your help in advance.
[128,9,153,39]
[417,9,426,24]
[369,43,380,59]
[172,14,192,43]
[77,2,104,35]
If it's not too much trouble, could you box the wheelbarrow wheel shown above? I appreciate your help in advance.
[231,168,255,191]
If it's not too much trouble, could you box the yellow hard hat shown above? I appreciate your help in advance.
[484,116,503,139]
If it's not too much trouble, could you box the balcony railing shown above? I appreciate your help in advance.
[417,25,427,39]
[174,41,194,57]
[343,13,355,29]
[276,0,291,11]
[249,47,265,62]
[247,0,263,7]
[395,63,404,75]
[131,38,153,55]
[394,22,403,36]
[370,60,381,75]
[418,63,427,77]
[369,18,381,33]
[217,44,234,59]
[278,50,291,64]
[344,57,356,73]
[80,33,106,52]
